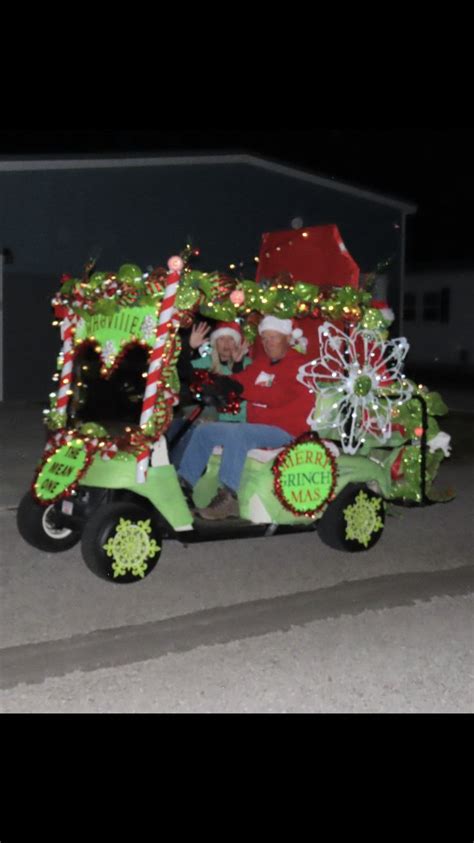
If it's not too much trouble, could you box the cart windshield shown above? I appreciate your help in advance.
[67,344,148,436]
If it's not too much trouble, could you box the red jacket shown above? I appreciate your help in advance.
[232,349,314,438]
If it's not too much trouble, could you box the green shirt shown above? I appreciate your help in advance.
[191,356,251,422]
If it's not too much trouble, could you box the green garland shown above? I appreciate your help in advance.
[388,386,450,502]
[53,263,379,332]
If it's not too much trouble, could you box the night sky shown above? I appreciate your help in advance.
[2,128,472,268]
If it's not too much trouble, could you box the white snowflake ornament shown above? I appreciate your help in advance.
[141,314,157,341]
[297,322,413,454]
[101,339,117,368]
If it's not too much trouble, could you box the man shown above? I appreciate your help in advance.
[177,316,314,519]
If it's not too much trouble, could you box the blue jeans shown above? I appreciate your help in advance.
[166,418,195,468]
[178,422,293,493]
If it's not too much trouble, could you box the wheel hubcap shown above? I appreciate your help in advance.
[42,505,73,540]
[103,518,160,579]
[343,490,384,547]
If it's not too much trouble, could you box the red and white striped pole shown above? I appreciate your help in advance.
[136,255,184,483]
[55,314,77,423]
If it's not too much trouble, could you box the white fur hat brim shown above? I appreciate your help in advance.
[258,316,306,348]
[210,328,243,345]
[258,316,293,336]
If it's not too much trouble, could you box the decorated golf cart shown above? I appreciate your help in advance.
[17,226,454,583]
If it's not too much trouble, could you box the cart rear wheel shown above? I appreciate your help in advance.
[318,484,386,552]
[81,501,162,583]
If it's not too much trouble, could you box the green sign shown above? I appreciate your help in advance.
[274,438,336,515]
[35,440,89,502]
[75,306,157,350]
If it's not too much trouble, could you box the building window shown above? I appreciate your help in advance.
[422,289,451,323]
[440,287,450,323]
[423,292,440,321]
[403,292,417,321]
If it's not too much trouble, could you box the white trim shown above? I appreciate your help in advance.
[0,155,244,172]
[0,153,417,213]
[248,494,273,524]
[241,155,418,214]
[399,213,407,335]
[211,445,284,463]
[258,316,293,336]
[0,253,3,402]
[210,327,243,345]
[42,505,74,540]
[151,436,170,467]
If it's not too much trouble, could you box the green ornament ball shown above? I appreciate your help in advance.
[89,272,108,288]
[79,422,109,437]
[354,375,373,397]
[118,264,143,284]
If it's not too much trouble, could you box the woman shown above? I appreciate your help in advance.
[169,321,251,466]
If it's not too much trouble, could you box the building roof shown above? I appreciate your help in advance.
[0,152,417,214]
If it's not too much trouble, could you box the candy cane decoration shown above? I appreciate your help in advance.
[55,314,77,421]
[44,431,69,454]
[136,255,184,483]
[101,442,119,461]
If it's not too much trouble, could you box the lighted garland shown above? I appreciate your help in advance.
[53,261,378,337]
[389,445,446,504]
[388,387,451,502]
[160,330,182,404]
[53,263,204,323]
[85,338,150,378]
[138,326,182,441]
[140,392,173,439]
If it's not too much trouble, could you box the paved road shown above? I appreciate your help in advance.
[1,403,473,712]
[1,592,472,713]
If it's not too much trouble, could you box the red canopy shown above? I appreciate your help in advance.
[256,224,359,289]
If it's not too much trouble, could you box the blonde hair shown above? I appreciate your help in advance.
[209,347,236,374]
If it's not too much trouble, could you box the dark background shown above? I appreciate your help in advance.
[1,128,472,269]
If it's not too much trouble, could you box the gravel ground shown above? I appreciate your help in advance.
[1,595,472,713]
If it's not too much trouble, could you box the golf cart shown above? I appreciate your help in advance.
[17,227,454,583]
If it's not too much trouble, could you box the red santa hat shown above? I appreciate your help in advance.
[371,300,395,325]
[258,316,307,351]
[210,321,244,346]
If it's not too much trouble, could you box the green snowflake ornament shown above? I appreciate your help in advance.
[343,490,384,548]
[103,518,160,579]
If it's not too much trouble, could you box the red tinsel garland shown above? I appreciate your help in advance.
[189,369,215,399]
[31,432,98,506]
[218,392,242,416]
[189,370,242,415]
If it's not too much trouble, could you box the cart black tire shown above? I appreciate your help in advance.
[16,492,81,553]
[317,483,386,553]
[81,501,162,584]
